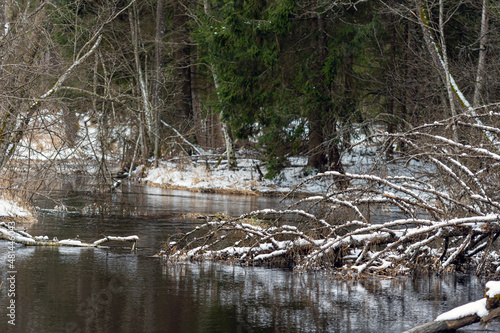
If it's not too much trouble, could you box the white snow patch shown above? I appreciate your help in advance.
[0,198,32,217]
[435,298,488,321]
[486,281,500,298]
[106,235,139,241]
[59,239,85,246]
[254,249,287,261]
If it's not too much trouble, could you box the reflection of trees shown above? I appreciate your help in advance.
[1,249,498,332]
[161,263,495,332]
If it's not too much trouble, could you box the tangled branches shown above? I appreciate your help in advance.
[164,108,500,276]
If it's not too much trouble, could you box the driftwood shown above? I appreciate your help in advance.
[404,281,500,332]
[0,222,138,250]
[404,315,478,333]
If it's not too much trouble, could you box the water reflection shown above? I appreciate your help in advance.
[0,185,498,332]
[161,263,496,332]
[35,181,289,219]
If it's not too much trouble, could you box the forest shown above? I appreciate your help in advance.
[0,0,496,178]
[2,0,500,277]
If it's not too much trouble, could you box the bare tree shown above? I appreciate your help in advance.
[0,1,107,173]
[416,0,495,142]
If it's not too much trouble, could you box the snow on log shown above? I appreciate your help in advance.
[404,281,500,332]
[435,298,488,321]
[0,222,138,249]
[93,236,140,248]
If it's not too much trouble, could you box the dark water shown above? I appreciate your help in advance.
[0,182,499,332]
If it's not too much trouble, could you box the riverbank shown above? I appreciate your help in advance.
[140,142,381,196]
[141,156,322,196]
[0,197,35,224]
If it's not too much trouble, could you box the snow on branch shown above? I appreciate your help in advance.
[0,222,138,250]
[163,111,500,276]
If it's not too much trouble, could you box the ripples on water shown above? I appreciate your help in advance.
[0,182,498,332]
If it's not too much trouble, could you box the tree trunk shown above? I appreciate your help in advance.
[307,14,329,171]
[438,0,458,141]
[473,0,488,108]
[153,0,166,167]
[417,0,494,143]
[403,314,479,333]
[172,0,192,127]
[213,73,237,169]
[308,113,327,170]
[129,2,150,163]
[191,47,206,149]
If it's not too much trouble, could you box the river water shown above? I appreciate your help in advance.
[0,181,498,332]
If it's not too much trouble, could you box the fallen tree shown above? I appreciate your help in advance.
[0,222,138,250]
[162,107,500,276]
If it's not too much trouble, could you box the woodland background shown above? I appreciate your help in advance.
[0,0,498,181]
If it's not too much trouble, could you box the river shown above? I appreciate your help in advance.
[0,181,498,332]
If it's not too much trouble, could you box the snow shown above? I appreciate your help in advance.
[106,235,139,241]
[59,239,86,246]
[486,281,500,298]
[140,124,401,195]
[92,235,139,246]
[143,147,390,195]
[143,161,300,194]
[254,249,287,261]
[0,226,36,244]
[0,198,32,217]
[435,298,488,321]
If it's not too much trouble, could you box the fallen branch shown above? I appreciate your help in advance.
[161,120,206,156]
[164,110,500,275]
[0,222,138,250]
[403,314,478,333]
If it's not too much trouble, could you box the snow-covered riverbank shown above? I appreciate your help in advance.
[141,140,384,196]
[142,157,333,195]
[0,197,35,223]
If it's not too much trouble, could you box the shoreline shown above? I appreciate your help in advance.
[139,179,314,198]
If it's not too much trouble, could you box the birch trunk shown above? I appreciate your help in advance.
[473,0,488,108]
[212,73,237,169]
[152,0,166,167]
[438,0,458,141]
[417,0,495,143]
[129,2,150,162]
